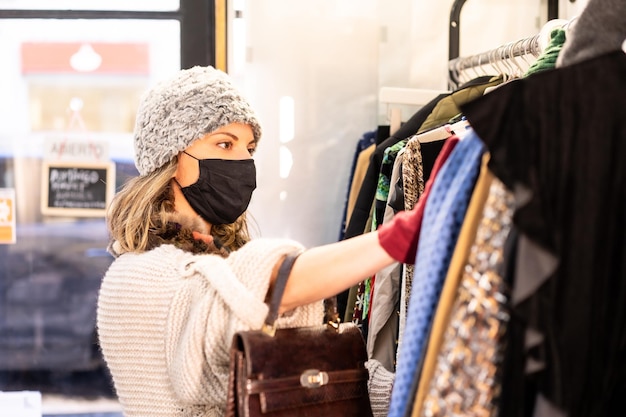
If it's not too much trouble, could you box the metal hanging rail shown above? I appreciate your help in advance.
[447,17,569,89]
[448,33,541,88]
[449,0,561,61]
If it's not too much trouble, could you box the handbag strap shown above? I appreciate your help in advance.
[262,251,339,336]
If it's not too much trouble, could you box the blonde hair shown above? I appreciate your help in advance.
[107,158,251,254]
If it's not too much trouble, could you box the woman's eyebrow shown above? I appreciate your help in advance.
[208,131,256,146]
[209,132,239,141]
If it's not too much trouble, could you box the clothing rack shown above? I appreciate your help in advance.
[449,0,560,62]
[448,18,570,89]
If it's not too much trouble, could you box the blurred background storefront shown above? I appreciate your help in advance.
[0,0,587,415]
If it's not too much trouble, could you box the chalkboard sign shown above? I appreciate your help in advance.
[41,161,116,217]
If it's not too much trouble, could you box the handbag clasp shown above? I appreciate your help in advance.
[300,369,329,388]
[261,323,277,337]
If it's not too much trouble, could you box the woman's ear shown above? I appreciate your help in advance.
[172,153,183,178]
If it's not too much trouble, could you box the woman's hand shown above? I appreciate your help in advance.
[192,231,214,245]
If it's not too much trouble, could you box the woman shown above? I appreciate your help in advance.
[97,66,422,416]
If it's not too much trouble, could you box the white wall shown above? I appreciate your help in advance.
[232,0,380,247]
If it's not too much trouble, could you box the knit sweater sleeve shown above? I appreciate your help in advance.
[365,359,395,417]
[164,238,323,407]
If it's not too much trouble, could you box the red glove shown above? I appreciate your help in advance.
[377,136,460,264]
[377,205,424,264]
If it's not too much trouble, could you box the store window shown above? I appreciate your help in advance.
[23,42,150,133]
[0,0,180,11]
[0,2,216,409]
[0,18,180,221]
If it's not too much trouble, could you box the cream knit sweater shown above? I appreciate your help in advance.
[97,238,393,417]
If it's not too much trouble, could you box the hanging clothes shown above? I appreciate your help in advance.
[377,135,460,366]
[338,97,445,318]
[367,148,406,371]
[339,130,377,241]
[342,77,505,323]
[419,177,514,417]
[524,28,566,76]
[402,25,568,417]
[461,50,626,417]
[367,129,455,371]
[388,131,486,417]
[408,153,495,416]
[340,95,447,320]
[417,76,501,133]
[343,94,448,241]
[344,76,497,243]
[352,139,408,337]
[397,127,455,340]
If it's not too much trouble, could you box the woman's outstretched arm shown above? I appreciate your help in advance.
[279,231,394,313]
[191,201,423,313]
[278,194,425,312]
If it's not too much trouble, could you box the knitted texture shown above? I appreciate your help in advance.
[524,28,566,76]
[366,358,396,417]
[97,238,321,417]
[556,0,626,68]
[133,66,262,176]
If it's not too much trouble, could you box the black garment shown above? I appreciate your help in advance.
[462,51,626,417]
[376,125,391,146]
[388,165,405,213]
[337,130,377,242]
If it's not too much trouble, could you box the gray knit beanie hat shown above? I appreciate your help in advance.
[133,66,262,176]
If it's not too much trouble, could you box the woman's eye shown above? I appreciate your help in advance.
[248,147,256,156]
[217,142,233,150]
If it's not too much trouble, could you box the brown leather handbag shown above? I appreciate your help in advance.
[225,252,373,417]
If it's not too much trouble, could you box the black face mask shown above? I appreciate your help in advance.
[178,153,257,225]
